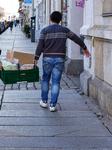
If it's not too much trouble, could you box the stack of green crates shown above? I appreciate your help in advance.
[0,67,39,84]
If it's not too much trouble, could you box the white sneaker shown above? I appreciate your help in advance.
[49,104,57,112]
[40,100,48,108]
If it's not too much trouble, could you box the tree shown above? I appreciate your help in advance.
[0,6,5,19]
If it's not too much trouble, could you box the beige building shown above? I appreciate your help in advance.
[18,0,32,26]
[80,0,112,116]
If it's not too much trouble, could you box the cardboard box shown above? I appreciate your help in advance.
[6,50,34,64]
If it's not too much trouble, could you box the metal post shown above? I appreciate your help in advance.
[32,0,34,16]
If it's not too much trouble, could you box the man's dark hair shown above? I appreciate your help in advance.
[50,11,62,23]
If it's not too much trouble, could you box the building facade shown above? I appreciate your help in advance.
[18,0,112,116]
[18,0,32,26]
[80,0,112,116]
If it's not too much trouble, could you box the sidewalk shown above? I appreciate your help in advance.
[0,27,112,149]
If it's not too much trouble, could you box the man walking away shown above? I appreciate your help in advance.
[9,21,13,31]
[34,11,90,112]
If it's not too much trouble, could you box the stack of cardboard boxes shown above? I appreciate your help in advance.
[0,50,39,84]
[6,50,35,69]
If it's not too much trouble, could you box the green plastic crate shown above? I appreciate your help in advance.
[0,67,39,84]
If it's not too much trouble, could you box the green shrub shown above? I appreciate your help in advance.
[24,24,30,34]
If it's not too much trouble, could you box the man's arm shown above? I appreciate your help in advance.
[83,49,90,58]
[67,29,90,57]
[34,30,45,67]
[35,39,44,60]
[34,59,38,68]
[34,40,44,68]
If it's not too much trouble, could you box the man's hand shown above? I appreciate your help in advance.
[83,49,90,58]
[34,60,38,68]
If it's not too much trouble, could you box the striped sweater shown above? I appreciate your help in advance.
[35,24,87,60]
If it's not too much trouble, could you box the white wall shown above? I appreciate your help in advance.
[67,0,84,60]
[55,0,61,12]
[51,0,55,13]
[80,0,93,35]
[80,0,95,78]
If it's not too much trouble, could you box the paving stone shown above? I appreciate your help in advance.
[69,76,80,89]
[0,124,111,137]
[79,91,84,95]
[1,103,61,111]
[0,117,107,126]
[77,89,80,92]
[27,83,35,90]
[0,137,112,148]
[5,84,12,90]
[65,81,75,87]
[70,86,78,89]
[58,100,86,105]
[72,93,83,99]
[12,84,19,90]
[3,98,78,103]
[3,90,76,99]
[0,86,5,91]
[0,79,4,86]
[70,89,79,94]
[60,86,70,90]
[4,89,75,95]
[34,82,41,89]
[19,83,27,90]
[0,110,96,118]
[14,41,37,48]
[74,86,78,89]
[60,81,67,86]
[62,77,70,81]
[0,148,63,150]
[3,98,40,103]
[0,91,3,96]
[60,103,90,111]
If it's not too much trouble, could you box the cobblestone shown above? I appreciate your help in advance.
[19,83,27,90]
[34,82,42,90]
[27,82,35,90]
[5,84,12,90]
[0,86,5,91]
[60,79,67,86]
[61,86,70,90]
[12,84,19,90]
[0,80,4,86]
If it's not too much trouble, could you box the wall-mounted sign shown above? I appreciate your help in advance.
[24,0,32,4]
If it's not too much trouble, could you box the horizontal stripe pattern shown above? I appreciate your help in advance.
[67,31,75,38]
[39,32,67,40]
[35,55,40,57]
[39,34,45,39]
[43,53,66,55]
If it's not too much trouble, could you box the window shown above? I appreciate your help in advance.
[102,0,112,16]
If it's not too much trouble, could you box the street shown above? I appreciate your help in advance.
[0,27,112,149]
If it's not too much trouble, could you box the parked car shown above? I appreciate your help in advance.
[0,21,5,34]
[0,20,9,34]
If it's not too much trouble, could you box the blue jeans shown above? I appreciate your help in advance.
[41,57,65,106]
